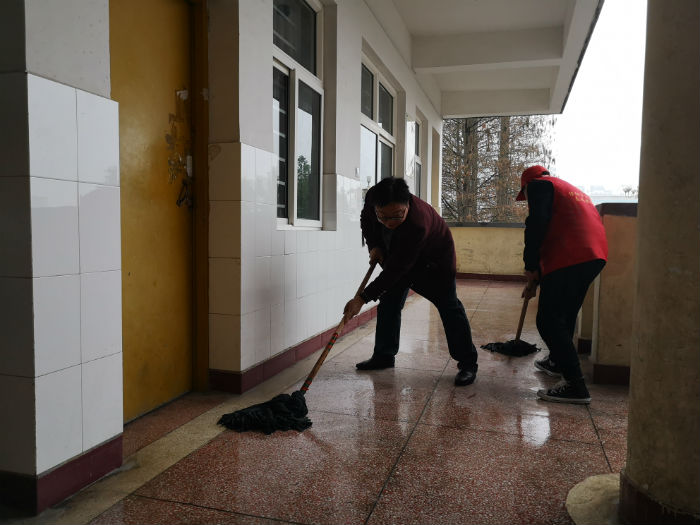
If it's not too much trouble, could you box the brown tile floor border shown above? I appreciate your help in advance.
[122,392,233,459]
[209,303,380,394]
[89,495,293,525]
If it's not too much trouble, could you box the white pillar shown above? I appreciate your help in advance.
[0,0,123,513]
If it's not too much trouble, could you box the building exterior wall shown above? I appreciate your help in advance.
[24,0,111,98]
[0,68,122,485]
[592,213,637,368]
[450,226,525,276]
[208,0,443,376]
[0,1,122,510]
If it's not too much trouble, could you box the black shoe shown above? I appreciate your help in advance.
[537,380,591,404]
[454,367,477,386]
[356,355,395,370]
[534,357,562,377]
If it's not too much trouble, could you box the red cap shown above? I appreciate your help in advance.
[516,165,550,201]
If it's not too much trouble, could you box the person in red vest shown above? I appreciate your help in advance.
[343,177,479,386]
[517,165,608,404]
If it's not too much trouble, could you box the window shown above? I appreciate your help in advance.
[273,68,289,218]
[361,65,373,119]
[415,122,420,158]
[273,0,323,227]
[273,0,316,74]
[360,58,396,189]
[414,120,422,198]
[296,81,321,220]
[415,162,422,199]
[377,83,393,135]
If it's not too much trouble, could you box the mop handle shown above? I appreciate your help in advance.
[515,280,537,342]
[300,261,377,393]
[514,297,529,342]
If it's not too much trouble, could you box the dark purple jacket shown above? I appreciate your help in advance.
[360,189,457,302]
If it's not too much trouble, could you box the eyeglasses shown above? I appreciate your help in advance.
[375,207,407,222]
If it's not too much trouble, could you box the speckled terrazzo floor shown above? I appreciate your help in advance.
[17,280,629,525]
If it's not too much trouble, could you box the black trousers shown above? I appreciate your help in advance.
[537,259,606,381]
[372,278,478,370]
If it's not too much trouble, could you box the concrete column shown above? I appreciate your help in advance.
[620,1,700,522]
[0,0,122,514]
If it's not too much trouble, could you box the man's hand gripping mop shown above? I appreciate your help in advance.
[218,262,377,435]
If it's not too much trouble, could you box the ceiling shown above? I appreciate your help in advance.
[366,0,603,118]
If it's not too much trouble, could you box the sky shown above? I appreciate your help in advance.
[551,0,647,193]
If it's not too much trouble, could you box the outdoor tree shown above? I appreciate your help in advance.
[441,115,555,223]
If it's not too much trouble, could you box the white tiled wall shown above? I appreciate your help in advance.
[77,90,119,186]
[0,177,32,277]
[30,177,80,277]
[0,375,35,474]
[209,139,370,372]
[0,277,34,377]
[27,75,78,181]
[82,352,123,451]
[35,365,83,473]
[78,184,121,273]
[34,274,81,376]
[81,270,122,363]
[0,74,123,476]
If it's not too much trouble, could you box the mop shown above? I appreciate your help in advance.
[481,285,540,357]
[218,262,377,435]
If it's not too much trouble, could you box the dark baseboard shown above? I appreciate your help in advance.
[593,363,630,385]
[577,338,592,354]
[210,303,379,394]
[620,470,700,524]
[0,435,122,515]
[456,272,527,282]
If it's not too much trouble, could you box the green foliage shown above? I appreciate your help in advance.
[297,154,318,220]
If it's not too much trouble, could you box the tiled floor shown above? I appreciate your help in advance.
[12,280,629,525]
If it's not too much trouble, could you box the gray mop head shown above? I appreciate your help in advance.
[218,391,311,435]
[481,340,540,357]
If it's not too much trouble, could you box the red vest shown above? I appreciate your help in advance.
[538,177,608,275]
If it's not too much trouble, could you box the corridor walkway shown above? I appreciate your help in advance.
[7,280,628,525]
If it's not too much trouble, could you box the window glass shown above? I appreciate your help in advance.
[379,141,392,180]
[360,126,377,186]
[415,122,420,157]
[378,83,393,134]
[415,162,422,198]
[361,65,373,119]
[273,0,316,74]
[297,81,321,220]
[273,68,289,218]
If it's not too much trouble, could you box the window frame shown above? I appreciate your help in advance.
[413,117,423,198]
[273,0,324,229]
[360,56,396,185]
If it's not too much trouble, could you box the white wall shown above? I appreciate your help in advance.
[24,0,111,98]
[0,1,121,477]
[0,74,122,476]
[208,0,443,373]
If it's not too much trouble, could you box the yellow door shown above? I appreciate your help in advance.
[110,0,194,421]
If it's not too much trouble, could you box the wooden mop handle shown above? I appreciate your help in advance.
[355,260,378,297]
[514,297,529,342]
[300,262,377,393]
[515,280,537,342]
